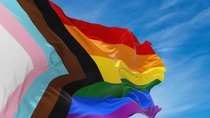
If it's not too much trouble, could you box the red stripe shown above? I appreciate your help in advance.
[50,2,156,55]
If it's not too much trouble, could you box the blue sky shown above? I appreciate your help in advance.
[51,0,210,117]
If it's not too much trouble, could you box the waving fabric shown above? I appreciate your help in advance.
[0,0,166,118]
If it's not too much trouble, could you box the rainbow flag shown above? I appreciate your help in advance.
[0,0,166,118]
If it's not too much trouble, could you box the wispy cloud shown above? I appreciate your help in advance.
[77,1,112,22]
[147,6,210,53]
[161,105,195,116]
[151,31,210,117]
[59,0,112,23]
[152,54,210,117]
[157,47,174,52]
[188,7,210,28]
[145,13,175,29]
[160,0,181,10]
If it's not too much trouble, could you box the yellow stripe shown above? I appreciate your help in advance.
[92,56,165,85]
[91,56,121,84]
[116,60,166,85]
[64,25,164,72]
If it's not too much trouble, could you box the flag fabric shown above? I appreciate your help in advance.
[0,0,166,118]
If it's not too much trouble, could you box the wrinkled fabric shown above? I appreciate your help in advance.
[0,0,166,118]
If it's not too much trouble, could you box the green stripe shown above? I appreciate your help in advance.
[73,79,160,98]
[122,79,161,94]
[73,82,124,98]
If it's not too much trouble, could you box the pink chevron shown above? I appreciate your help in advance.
[0,3,48,118]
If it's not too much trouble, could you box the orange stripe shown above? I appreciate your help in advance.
[65,25,164,72]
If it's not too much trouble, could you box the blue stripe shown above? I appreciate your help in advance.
[69,90,154,115]
[69,96,133,115]
[125,90,154,109]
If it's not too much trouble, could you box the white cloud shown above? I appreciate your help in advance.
[145,13,175,28]
[60,0,112,23]
[160,0,181,10]
[78,1,111,22]
[146,6,210,54]
[157,47,174,52]
[161,105,195,116]
[151,48,210,117]
[188,7,210,28]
